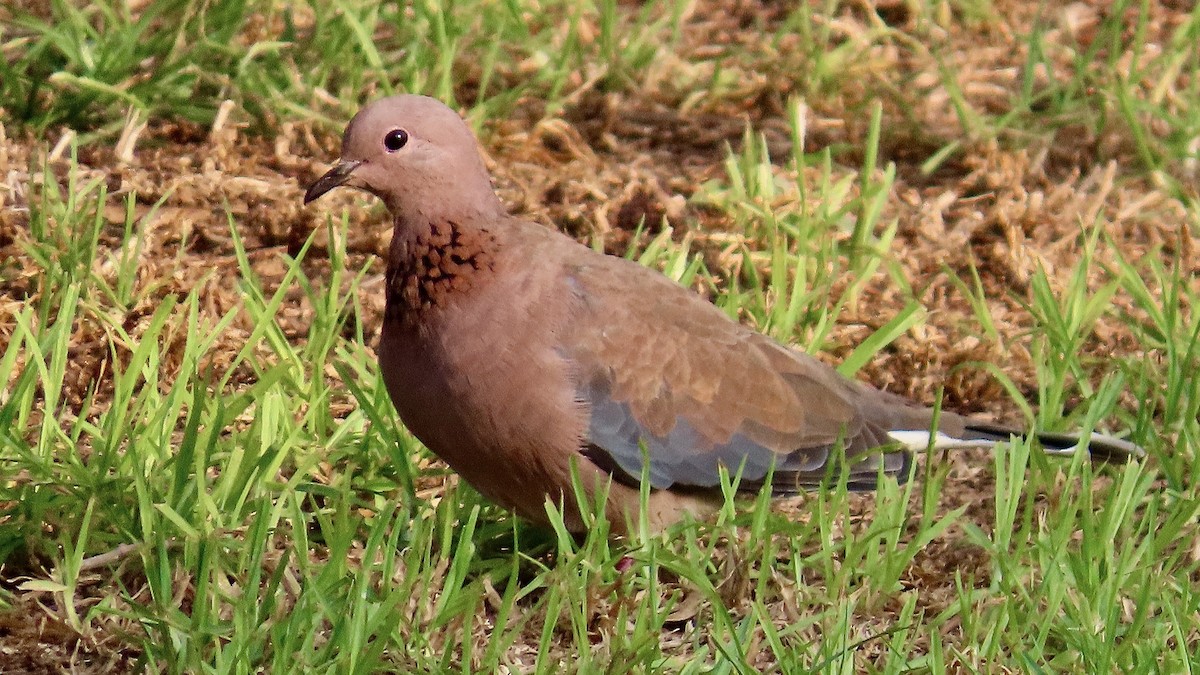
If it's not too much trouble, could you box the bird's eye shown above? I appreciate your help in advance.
[383,129,409,152]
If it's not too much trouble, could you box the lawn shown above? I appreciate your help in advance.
[1,0,1198,672]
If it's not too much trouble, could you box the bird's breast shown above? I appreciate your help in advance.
[377,275,588,518]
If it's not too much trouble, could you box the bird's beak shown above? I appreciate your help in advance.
[303,159,364,204]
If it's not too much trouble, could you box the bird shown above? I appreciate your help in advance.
[303,94,1142,535]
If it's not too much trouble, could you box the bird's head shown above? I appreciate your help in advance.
[304,94,502,222]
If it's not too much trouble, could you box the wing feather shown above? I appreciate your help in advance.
[562,255,912,492]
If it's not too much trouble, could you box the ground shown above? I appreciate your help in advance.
[0,0,1197,672]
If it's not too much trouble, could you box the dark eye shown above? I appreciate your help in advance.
[383,128,409,152]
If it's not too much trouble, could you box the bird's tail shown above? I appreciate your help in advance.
[886,422,1144,463]
[772,418,1142,496]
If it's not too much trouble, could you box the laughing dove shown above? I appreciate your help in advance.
[304,95,1141,534]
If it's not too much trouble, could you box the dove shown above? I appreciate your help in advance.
[304,94,1141,534]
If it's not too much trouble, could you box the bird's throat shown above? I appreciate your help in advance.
[385,219,498,324]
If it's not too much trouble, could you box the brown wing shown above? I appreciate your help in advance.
[559,251,912,493]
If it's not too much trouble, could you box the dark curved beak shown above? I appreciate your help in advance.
[303,159,363,204]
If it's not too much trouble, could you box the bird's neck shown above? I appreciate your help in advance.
[384,215,499,325]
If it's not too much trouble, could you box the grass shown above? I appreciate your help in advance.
[1,0,1198,671]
